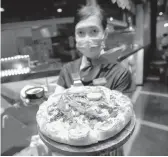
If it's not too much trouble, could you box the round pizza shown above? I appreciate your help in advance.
[36,86,134,146]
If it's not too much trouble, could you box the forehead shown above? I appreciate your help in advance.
[75,16,103,30]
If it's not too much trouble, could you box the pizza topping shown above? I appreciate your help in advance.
[49,110,63,122]
[75,105,86,114]
[75,111,80,117]
[47,105,60,116]
[47,106,55,115]
[75,97,90,108]
[110,110,118,118]
[64,104,70,112]
[101,109,109,116]
[86,107,101,120]
[98,109,110,120]
[110,95,117,101]
[68,86,85,94]
[87,92,102,101]
[85,106,110,122]
[71,110,76,116]
[98,101,112,109]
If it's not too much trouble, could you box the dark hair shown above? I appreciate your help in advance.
[74,4,107,30]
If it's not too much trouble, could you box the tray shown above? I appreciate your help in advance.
[38,114,136,155]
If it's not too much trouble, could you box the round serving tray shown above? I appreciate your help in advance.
[38,114,136,156]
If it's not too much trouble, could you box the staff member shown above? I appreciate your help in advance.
[21,4,133,156]
[51,4,132,95]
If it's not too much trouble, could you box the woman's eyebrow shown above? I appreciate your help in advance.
[76,26,99,30]
[89,26,99,30]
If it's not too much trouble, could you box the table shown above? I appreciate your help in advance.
[38,115,136,156]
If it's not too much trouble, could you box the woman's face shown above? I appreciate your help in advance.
[75,16,106,59]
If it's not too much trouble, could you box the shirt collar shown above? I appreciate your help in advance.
[80,56,90,71]
[79,48,119,71]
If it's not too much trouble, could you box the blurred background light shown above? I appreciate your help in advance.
[110,17,114,21]
[164,23,168,27]
[0,8,5,12]
[14,64,24,70]
[57,8,62,13]
[159,12,163,16]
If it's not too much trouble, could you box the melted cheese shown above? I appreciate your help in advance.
[87,93,102,101]
[68,86,85,94]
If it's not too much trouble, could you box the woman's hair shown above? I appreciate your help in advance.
[74,4,107,30]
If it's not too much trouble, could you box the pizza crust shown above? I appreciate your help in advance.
[95,105,132,141]
[68,125,90,145]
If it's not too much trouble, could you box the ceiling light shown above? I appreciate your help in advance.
[159,12,163,16]
[57,8,62,13]
[164,23,168,27]
[110,17,113,21]
[0,8,5,12]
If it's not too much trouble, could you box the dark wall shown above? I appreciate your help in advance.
[143,45,152,80]
[143,0,157,79]
[150,0,157,55]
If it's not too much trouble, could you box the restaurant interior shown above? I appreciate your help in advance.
[1,0,168,155]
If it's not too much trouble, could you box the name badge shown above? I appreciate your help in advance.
[93,77,107,86]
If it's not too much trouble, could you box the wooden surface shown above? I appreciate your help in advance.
[38,114,136,156]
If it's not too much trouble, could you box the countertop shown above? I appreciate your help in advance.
[1,45,143,84]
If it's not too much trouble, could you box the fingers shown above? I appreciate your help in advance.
[25,99,30,104]
[20,97,31,106]
[22,99,30,106]
[40,85,48,92]
[13,103,21,109]
[20,90,26,99]
[24,99,43,106]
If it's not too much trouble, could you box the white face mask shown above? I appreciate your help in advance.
[76,35,105,59]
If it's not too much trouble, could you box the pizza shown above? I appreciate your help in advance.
[36,86,134,146]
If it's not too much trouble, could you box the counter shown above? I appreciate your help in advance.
[1,45,143,84]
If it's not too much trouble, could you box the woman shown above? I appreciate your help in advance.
[51,4,131,94]
[21,4,132,156]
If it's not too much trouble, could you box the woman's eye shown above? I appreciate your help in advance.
[90,29,98,36]
[77,31,85,37]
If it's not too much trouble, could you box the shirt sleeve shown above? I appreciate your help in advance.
[113,68,133,93]
[57,66,66,88]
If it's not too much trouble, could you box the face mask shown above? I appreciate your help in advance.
[76,35,105,59]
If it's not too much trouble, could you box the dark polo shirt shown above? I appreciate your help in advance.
[57,57,134,95]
